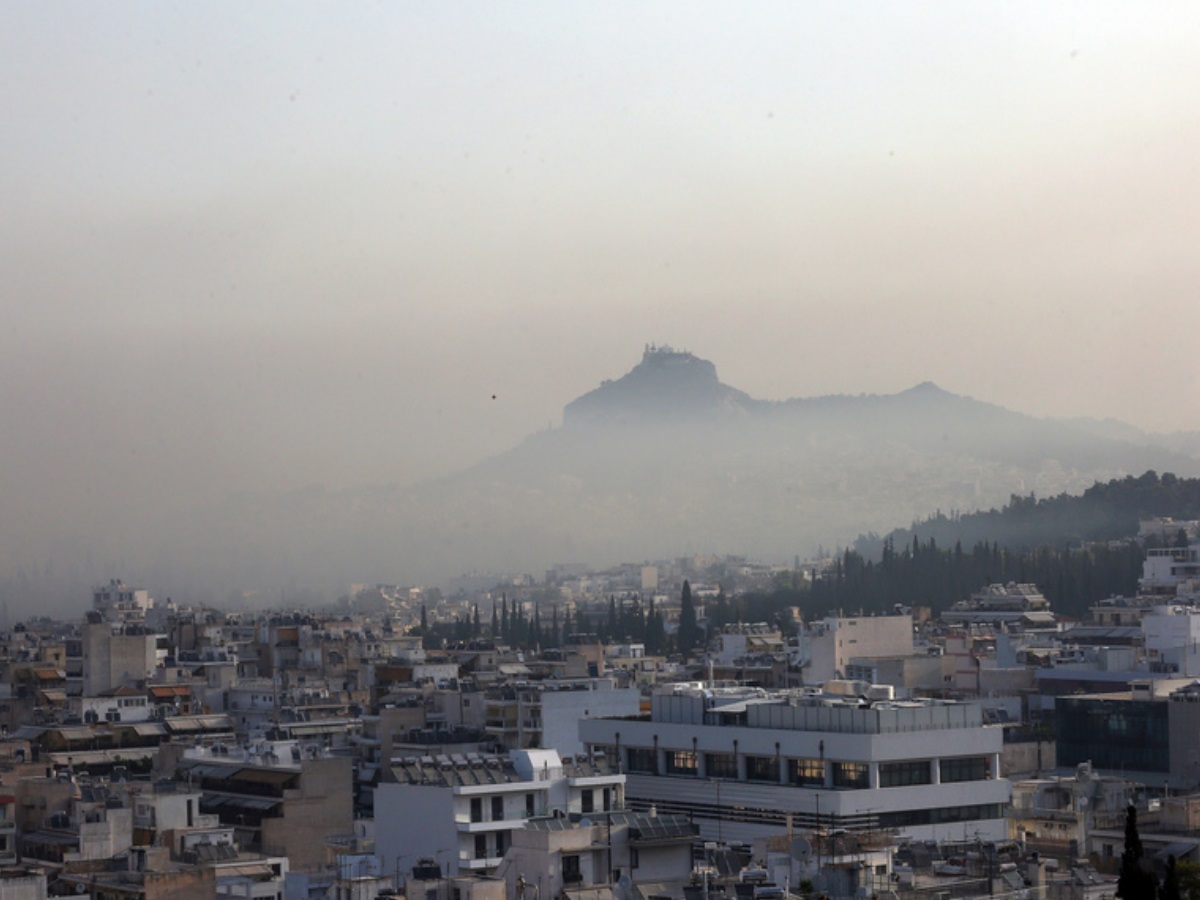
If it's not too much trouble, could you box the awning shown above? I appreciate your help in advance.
[286,722,347,737]
[50,726,102,742]
[214,863,276,879]
[149,685,192,697]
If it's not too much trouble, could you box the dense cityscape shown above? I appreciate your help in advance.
[0,516,1196,899]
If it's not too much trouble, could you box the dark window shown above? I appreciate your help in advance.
[879,760,932,787]
[581,789,594,813]
[563,854,582,884]
[470,797,482,823]
[526,793,535,817]
[474,834,487,859]
[940,756,989,783]
[627,748,656,774]
[789,757,824,786]
[832,761,869,789]
[492,796,504,821]
[745,756,778,783]
[665,750,698,776]
[706,752,737,779]
[495,830,507,857]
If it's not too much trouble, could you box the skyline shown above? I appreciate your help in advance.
[3,3,1199,589]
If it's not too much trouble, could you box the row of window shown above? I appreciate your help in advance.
[628,796,1004,831]
[468,788,614,824]
[622,747,988,789]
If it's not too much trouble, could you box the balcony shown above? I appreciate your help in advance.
[453,814,527,833]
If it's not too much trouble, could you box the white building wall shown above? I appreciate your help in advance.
[581,704,1008,844]
[1143,606,1200,676]
[806,615,913,683]
[541,687,641,757]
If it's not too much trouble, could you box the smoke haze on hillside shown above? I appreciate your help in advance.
[2,4,1199,614]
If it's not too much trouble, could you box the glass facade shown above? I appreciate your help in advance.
[832,761,869,789]
[940,756,989,783]
[665,750,698,776]
[706,752,738,779]
[745,755,778,782]
[627,747,657,774]
[879,760,932,787]
[789,757,825,786]
[1056,698,1169,774]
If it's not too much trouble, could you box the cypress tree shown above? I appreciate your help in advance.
[1118,804,1158,900]
[678,580,697,655]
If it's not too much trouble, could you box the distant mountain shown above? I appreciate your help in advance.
[10,347,1200,609]
[564,345,758,425]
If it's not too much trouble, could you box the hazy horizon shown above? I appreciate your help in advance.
[4,3,1200,610]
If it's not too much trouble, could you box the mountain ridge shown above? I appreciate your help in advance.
[7,347,1199,613]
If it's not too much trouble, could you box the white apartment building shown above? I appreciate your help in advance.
[580,684,1010,845]
[1141,545,1200,595]
[802,613,913,682]
[1142,604,1200,676]
[374,749,624,878]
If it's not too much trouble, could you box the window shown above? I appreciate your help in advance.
[492,796,504,821]
[789,758,824,786]
[563,854,582,884]
[706,752,737,779]
[470,797,482,823]
[581,790,594,813]
[832,761,869,789]
[474,834,487,859]
[526,793,535,817]
[665,750,697,776]
[940,756,989,783]
[745,756,778,783]
[495,830,507,857]
[879,760,932,788]
[627,748,656,774]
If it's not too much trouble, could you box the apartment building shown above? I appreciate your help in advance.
[374,748,624,877]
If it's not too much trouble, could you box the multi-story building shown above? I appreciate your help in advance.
[484,678,640,755]
[502,810,696,898]
[81,622,162,696]
[580,684,1010,845]
[801,613,913,683]
[172,742,353,872]
[1057,678,1200,791]
[374,749,624,877]
[1140,544,1200,595]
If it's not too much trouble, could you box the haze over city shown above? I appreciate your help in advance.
[3,3,1199,611]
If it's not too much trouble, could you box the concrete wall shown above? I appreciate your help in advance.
[373,782,458,878]
[261,756,353,873]
[1001,740,1056,778]
[542,687,640,756]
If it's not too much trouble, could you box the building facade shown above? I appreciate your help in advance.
[581,684,1010,845]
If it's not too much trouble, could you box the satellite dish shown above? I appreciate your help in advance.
[790,837,813,864]
[579,817,592,828]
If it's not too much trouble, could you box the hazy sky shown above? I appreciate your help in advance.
[3,2,1199,544]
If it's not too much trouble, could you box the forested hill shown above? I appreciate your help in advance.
[855,471,1200,559]
[734,472,1200,623]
